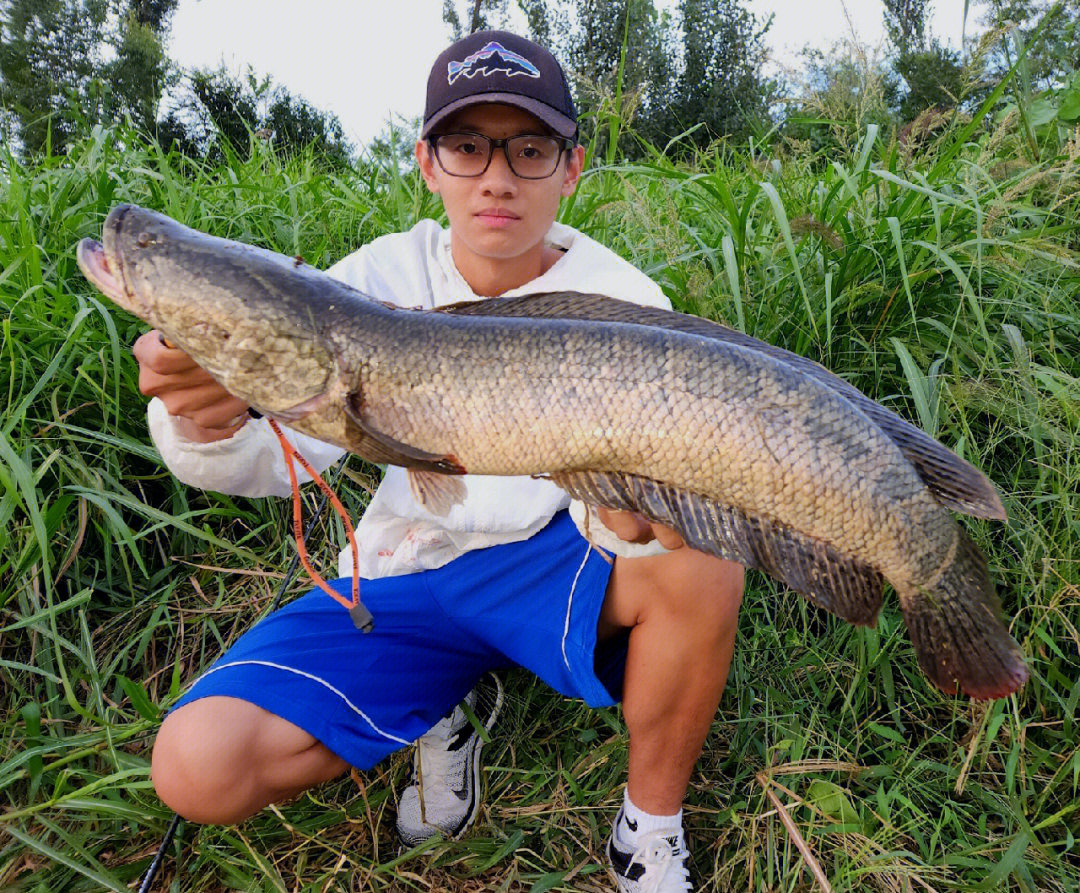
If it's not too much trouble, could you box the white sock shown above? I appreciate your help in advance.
[615,787,683,848]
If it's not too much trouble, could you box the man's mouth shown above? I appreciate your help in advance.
[474,208,521,227]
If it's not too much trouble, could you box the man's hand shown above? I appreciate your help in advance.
[593,506,685,550]
[133,330,249,443]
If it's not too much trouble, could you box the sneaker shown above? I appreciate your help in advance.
[395,672,503,846]
[607,828,693,892]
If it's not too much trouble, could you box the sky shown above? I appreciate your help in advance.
[166,0,978,150]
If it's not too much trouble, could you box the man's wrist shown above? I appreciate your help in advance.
[174,414,248,443]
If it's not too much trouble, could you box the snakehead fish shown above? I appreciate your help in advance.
[76,204,1028,700]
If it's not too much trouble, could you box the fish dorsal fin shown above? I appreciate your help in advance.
[344,394,468,514]
[549,469,884,626]
[445,292,1004,521]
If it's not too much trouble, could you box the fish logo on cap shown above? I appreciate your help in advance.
[447,41,541,85]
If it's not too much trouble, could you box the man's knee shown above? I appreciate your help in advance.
[643,549,744,625]
[151,695,345,825]
[151,697,253,823]
[604,546,744,630]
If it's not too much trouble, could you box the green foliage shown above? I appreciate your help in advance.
[0,0,176,155]
[1,54,1079,885]
[880,0,968,122]
[782,45,897,156]
[893,40,967,119]
[981,0,1080,91]
[442,0,511,37]
[157,66,351,168]
[883,0,931,56]
[518,0,772,156]
[0,0,346,167]
[639,0,774,153]
[104,7,172,134]
[0,0,111,154]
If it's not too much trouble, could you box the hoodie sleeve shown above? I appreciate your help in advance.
[147,398,346,498]
[138,226,441,497]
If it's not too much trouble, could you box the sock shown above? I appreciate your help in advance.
[615,787,683,849]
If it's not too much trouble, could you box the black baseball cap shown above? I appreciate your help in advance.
[422,30,578,140]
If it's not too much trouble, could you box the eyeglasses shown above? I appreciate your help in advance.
[428,131,573,179]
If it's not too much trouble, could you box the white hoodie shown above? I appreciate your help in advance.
[148,219,671,579]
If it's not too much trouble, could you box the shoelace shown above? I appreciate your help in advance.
[627,830,692,892]
[415,707,472,795]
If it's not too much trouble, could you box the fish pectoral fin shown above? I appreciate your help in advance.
[549,469,884,627]
[408,470,467,516]
[344,393,468,476]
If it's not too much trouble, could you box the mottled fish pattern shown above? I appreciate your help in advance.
[77,205,1028,700]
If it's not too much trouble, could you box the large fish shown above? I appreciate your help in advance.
[77,204,1028,699]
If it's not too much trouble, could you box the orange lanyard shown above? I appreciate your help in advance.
[268,418,372,631]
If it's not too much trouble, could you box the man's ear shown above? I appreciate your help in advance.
[415,140,441,194]
[560,144,586,197]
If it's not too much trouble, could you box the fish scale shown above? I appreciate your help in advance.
[357,312,943,578]
[76,204,1029,700]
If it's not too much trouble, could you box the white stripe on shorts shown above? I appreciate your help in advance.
[187,659,412,746]
[561,542,594,673]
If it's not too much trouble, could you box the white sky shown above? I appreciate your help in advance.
[166,0,976,149]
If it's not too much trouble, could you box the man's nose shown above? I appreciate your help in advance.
[479,148,517,193]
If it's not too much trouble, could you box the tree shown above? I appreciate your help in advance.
[979,0,1080,90]
[0,0,109,154]
[782,44,897,156]
[0,0,176,155]
[263,89,350,167]
[646,0,773,150]
[158,66,351,167]
[881,0,966,120]
[893,41,965,119]
[103,0,177,133]
[442,0,511,38]
[883,0,931,56]
[517,0,769,156]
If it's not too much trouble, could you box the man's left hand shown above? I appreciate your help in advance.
[593,506,685,550]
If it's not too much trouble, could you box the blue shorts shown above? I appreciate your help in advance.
[172,510,625,768]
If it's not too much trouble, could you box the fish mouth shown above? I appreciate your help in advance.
[76,238,135,312]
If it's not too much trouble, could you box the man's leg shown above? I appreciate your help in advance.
[150,569,498,828]
[152,696,347,824]
[600,547,744,814]
[597,546,742,889]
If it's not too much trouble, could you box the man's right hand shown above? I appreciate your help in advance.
[133,330,249,443]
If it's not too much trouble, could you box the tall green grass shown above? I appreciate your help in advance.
[1,107,1077,891]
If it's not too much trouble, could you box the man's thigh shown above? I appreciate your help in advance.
[169,574,496,769]
[600,546,745,632]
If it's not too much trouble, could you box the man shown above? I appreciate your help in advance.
[140,30,744,892]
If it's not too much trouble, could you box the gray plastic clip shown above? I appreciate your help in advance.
[349,601,374,633]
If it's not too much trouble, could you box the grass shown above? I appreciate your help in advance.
[0,103,1078,891]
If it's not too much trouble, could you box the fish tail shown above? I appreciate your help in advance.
[898,528,1027,699]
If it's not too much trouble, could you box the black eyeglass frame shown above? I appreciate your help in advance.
[427,131,576,180]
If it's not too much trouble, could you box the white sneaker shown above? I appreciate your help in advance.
[395,673,503,846]
[607,826,693,892]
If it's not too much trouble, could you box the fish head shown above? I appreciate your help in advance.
[78,204,338,420]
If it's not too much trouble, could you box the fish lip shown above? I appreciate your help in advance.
[77,205,143,312]
[76,238,134,309]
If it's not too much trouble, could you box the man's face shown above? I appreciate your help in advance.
[415,103,584,271]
